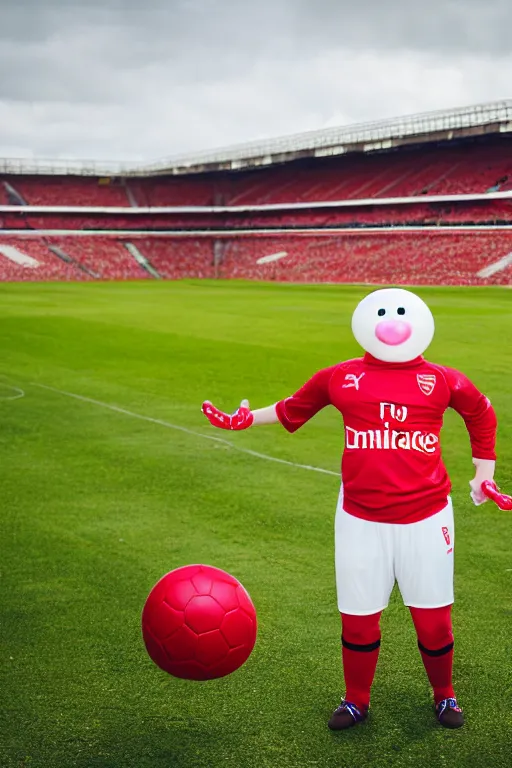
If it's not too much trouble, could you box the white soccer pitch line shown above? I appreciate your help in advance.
[0,384,25,401]
[32,383,340,478]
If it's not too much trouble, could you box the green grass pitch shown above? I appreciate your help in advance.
[0,280,511,768]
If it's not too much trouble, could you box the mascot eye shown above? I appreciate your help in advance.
[397,307,406,315]
[377,308,386,317]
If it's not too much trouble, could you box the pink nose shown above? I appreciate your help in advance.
[375,320,412,345]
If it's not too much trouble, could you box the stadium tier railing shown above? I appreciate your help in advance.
[1,189,512,215]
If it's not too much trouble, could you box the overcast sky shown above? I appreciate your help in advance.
[0,0,511,164]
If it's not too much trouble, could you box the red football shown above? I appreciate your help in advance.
[142,564,257,680]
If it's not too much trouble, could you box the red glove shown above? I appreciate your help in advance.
[202,400,254,431]
[481,480,512,510]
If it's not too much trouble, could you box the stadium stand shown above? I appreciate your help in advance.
[2,177,130,207]
[134,178,216,207]
[4,140,512,210]
[0,176,217,208]
[222,142,512,205]
[0,238,85,281]
[48,237,151,280]
[135,238,215,279]
[0,236,158,280]
[2,101,512,286]
[1,231,512,285]
[215,232,512,285]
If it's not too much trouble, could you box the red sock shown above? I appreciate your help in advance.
[410,605,455,703]
[341,612,382,711]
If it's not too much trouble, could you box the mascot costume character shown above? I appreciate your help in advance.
[202,288,510,730]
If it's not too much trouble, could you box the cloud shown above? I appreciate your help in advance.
[0,0,511,162]
[292,0,512,56]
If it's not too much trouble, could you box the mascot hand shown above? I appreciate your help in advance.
[202,399,254,431]
[469,458,496,505]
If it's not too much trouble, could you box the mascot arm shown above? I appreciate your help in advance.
[275,366,335,433]
[252,404,280,425]
[445,367,497,506]
[202,366,336,433]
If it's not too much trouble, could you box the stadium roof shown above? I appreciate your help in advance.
[1,99,512,177]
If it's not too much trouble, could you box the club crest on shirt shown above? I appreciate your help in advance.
[417,373,436,396]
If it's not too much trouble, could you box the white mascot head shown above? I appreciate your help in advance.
[351,288,435,363]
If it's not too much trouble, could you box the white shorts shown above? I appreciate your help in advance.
[334,491,454,615]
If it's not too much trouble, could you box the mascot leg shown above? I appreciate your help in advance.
[410,605,455,702]
[341,611,382,711]
[331,492,394,729]
[396,502,463,726]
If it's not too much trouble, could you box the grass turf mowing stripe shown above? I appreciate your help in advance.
[31,382,340,478]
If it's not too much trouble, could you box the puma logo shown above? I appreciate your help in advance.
[342,373,365,391]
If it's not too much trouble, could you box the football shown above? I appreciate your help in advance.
[142,564,257,680]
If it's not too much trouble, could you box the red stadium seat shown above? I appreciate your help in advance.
[1,232,512,285]
[2,176,130,207]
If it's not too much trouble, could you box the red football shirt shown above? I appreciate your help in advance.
[275,354,497,524]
